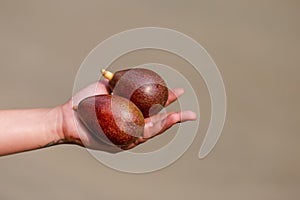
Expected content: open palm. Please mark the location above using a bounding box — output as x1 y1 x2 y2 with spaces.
61 79 196 153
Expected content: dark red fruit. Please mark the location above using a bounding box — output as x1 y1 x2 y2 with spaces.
102 68 168 118
77 94 144 147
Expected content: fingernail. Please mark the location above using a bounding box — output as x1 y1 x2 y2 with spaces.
182 110 197 120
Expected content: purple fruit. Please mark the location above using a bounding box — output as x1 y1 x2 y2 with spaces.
102 68 168 118
77 94 144 147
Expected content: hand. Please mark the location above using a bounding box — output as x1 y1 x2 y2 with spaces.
61 79 197 153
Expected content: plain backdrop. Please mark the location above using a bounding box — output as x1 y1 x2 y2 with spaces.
0 0 299 200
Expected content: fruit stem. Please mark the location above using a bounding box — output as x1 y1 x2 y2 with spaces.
72 106 78 111
101 69 114 80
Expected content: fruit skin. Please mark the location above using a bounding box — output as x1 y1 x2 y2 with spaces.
77 94 144 147
108 68 168 118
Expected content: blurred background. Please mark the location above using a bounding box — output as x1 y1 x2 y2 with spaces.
0 0 299 199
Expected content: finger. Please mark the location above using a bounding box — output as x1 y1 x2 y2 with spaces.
73 80 111 104
99 78 110 88
120 120 155 150
127 110 197 148
124 120 156 148
166 110 197 124
95 79 111 95
156 110 197 137
145 110 197 139
145 112 168 124
140 120 155 138
72 83 99 105
165 88 185 106
161 111 197 133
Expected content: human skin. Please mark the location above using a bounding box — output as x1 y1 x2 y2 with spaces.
0 79 197 156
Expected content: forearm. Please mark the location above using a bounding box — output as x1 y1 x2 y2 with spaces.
0 107 64 156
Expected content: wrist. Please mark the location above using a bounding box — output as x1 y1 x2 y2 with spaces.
60 101 83 146
44 106 65 144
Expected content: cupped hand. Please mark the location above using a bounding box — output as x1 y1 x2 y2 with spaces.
61 79 197 153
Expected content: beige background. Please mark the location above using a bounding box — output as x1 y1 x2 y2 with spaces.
0 0 299 199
